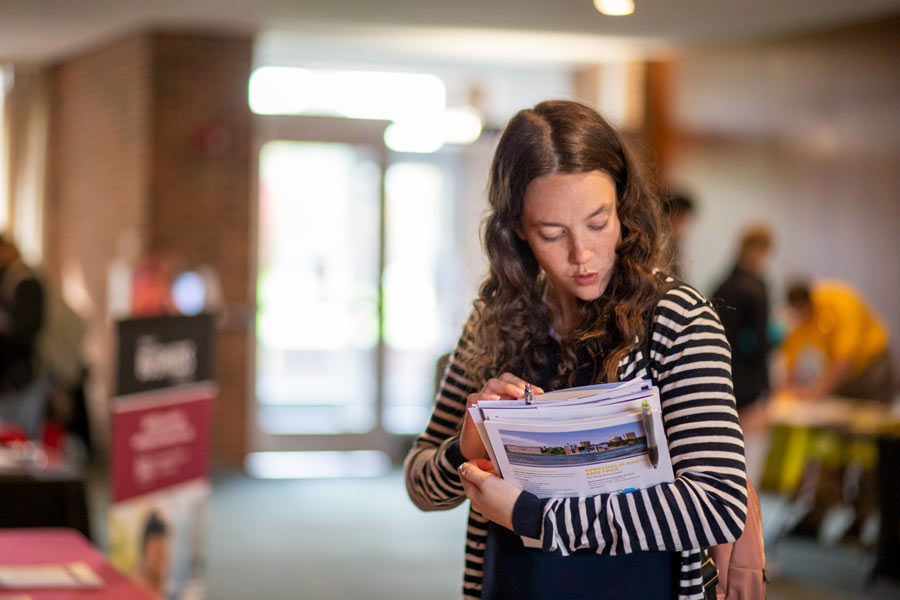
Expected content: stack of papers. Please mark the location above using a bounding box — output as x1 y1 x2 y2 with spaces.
0 561 103 589
469 379 674 498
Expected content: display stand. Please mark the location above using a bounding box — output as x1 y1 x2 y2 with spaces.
108 314 215 599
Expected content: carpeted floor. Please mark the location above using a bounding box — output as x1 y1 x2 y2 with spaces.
205 469 467 599
202 469 900 600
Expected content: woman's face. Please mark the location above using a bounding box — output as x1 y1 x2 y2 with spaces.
519 170 621 311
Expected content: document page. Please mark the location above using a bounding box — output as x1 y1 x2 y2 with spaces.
475 381 674 498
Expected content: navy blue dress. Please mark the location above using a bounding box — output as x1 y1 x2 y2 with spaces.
482 522 676 600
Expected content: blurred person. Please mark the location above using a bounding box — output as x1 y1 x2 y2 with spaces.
137 510 171 597
0 234 49 439
405 100 746 600
661 189 695 278
779 279 894 402
711 224 774 413
131 253 177 317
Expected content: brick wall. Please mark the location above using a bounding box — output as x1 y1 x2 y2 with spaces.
147 32 254 467
47 30 253 467
48 35 151 307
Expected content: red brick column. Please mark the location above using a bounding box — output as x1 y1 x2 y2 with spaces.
47 30 253 467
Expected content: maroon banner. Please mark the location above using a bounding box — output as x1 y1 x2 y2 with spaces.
111 384 214 503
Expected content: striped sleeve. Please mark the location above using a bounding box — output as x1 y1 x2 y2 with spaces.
404 312 481 512
529 285 748 567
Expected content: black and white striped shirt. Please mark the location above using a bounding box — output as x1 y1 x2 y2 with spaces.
404 283 748 599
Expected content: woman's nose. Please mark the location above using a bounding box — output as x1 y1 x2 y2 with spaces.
569 237 593 264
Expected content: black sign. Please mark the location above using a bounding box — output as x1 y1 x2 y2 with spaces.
115 314 215 396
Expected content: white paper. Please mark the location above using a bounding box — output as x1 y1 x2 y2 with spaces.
533 379 648 403
0 562 103 589
480 391 653 423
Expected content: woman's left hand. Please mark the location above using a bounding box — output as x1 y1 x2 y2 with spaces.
459 458 523 531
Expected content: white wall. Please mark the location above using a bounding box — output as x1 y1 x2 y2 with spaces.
669 20 900 362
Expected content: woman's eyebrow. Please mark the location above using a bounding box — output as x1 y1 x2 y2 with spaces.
584 205 610 221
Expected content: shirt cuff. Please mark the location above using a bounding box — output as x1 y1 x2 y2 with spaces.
444 437 467 470
512 490 544 539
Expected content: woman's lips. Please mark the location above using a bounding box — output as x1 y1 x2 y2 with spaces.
574 272 598 285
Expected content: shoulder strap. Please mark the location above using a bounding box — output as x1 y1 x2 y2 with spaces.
638 275 682 379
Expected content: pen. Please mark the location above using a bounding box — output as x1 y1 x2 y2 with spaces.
642 399 658 468
524 383 534 405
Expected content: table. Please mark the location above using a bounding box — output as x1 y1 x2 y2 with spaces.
759 394 900 584
0 445 91 540
0 528 158 599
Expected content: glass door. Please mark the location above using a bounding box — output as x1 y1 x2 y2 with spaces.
251 116 392 475
257 140 381 434
249 115 474 478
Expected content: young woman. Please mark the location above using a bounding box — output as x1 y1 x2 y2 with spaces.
404 100 747 600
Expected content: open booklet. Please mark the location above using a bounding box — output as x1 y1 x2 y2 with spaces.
468 379 674 498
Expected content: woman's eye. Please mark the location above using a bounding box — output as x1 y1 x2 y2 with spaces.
588 223 608 232
541 232 565 242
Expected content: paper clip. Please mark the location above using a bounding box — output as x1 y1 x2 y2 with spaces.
524 383 534 405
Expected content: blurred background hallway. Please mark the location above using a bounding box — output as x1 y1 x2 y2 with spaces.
2 1 900 598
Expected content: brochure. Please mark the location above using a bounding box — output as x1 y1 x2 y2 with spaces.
469 380 674 498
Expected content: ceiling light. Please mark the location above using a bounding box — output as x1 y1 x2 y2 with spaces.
443 106 483 145
594 0 635 17
248 66 446 122
383 120 444 154
249 66 483 153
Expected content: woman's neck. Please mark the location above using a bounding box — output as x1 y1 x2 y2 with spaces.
545 282 580 336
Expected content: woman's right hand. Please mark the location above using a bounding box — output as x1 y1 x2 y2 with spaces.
459 373 543 461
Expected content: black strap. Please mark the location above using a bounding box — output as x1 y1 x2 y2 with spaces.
700 548 720 599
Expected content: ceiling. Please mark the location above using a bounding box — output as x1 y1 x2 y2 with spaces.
3 0 900 66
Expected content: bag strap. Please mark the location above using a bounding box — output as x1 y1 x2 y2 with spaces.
700 548 720 600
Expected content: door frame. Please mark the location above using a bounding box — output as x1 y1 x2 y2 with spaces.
250 115 395 456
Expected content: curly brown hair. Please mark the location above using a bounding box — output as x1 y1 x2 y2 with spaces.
469 100 667 388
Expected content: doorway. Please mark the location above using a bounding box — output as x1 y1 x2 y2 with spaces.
250 115 466 476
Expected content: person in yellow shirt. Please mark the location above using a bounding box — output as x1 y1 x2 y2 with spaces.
780 280 895 401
